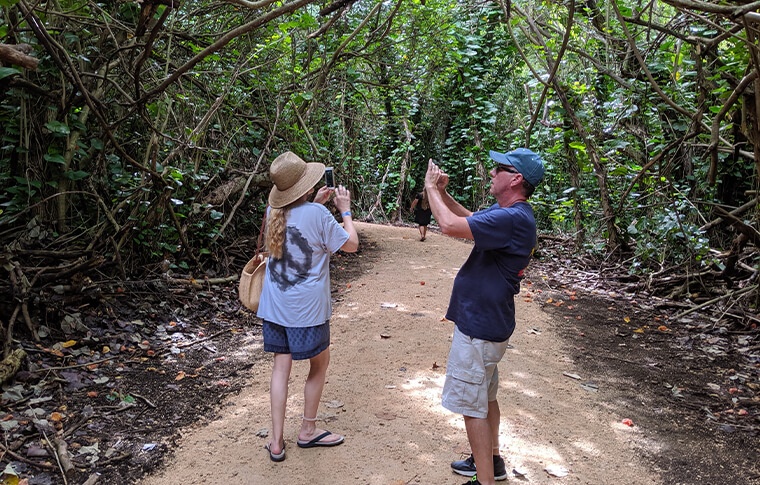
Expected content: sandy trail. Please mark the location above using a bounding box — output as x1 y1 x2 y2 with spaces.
142 222 659 485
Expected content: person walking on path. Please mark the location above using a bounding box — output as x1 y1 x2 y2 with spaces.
256 151 359 463
424 148 545 485
409 188 433 241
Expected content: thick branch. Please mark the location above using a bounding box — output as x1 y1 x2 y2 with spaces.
141 0 318 103
526 0 575 141
707 71 759 184
700 196 760 231
662 0 760 17
0 43 38 70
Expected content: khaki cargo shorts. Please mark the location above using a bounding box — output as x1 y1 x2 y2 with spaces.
441 326 510 418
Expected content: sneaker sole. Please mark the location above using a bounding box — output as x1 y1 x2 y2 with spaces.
452 469 508 480
451 469 477 477
451 457 508 481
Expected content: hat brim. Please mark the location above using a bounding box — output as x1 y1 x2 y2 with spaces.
268 162 325 208
489 149 543 186
489 150 511 166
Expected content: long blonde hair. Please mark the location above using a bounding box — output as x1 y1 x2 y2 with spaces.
265 206 288 260
265 192 310 259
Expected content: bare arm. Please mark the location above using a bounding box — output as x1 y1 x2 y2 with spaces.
332 185 359 252
439 190 472 217
425 159 474 240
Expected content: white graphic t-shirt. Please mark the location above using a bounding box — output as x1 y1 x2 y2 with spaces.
256 202 349 327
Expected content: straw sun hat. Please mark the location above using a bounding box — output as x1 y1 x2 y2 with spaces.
268 151 325 209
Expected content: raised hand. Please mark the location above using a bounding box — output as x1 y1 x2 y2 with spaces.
425 158 448 191
313 185 334 205
333 185 351 214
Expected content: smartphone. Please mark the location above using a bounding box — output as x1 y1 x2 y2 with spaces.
324 167 334 187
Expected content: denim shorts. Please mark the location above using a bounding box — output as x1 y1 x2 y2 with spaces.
262 320 330 360
441 326 510 418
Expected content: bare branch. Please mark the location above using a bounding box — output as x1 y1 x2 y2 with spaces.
141 0 318 103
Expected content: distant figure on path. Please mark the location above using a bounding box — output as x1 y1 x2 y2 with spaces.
257 151 359 462
424 149 545 485
410 188 432 241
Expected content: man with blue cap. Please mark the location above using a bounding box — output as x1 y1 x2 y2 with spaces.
424 148 545 485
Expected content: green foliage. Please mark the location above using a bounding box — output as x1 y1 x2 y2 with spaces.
626 191 712 272
0 67 20 79
0 0 756 278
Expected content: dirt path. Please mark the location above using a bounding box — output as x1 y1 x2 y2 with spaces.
141 222 660 485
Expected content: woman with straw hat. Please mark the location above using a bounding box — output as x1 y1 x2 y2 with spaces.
257 151 358 462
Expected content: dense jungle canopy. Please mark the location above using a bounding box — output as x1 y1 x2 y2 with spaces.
0 0 759 359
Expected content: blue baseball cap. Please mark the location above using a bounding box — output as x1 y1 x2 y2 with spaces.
489 148 545 187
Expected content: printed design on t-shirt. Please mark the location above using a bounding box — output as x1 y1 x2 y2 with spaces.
269 226 313 291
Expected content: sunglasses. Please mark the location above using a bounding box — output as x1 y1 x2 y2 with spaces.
496 165 519 174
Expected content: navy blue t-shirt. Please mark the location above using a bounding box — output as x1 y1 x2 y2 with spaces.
445 202 537 342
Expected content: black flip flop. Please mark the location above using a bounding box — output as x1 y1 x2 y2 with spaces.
297 430 345 448
264 442 286 462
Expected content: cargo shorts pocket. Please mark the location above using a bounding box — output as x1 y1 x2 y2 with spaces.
451 368 485 385
444 367 485 412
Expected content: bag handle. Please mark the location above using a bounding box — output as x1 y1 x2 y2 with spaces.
256 208 268 255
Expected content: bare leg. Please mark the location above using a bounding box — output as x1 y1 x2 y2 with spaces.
269 352 293 454
418 225 425 240
488 400 501 456
464 415 495 485
298 348 343 444
421 225 427 240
